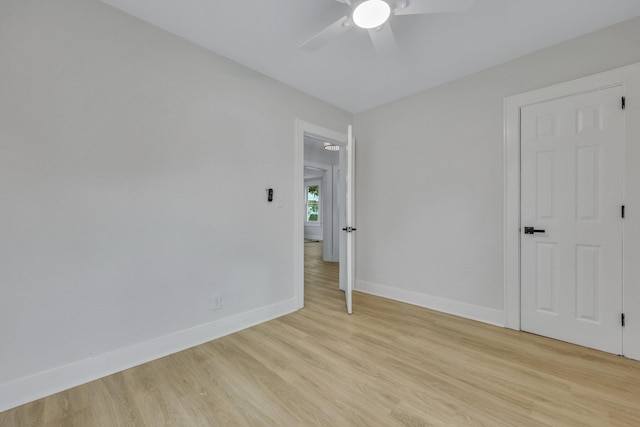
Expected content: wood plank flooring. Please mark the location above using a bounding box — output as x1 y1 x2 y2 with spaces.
2 241 639 426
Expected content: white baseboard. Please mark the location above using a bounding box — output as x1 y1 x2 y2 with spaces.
0 298 298 413
356 280 505 327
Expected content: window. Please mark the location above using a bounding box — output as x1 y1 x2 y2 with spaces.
305 183 321 224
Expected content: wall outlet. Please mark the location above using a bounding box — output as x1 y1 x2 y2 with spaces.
212 293 222 310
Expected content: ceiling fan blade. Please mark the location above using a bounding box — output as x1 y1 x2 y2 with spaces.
394 0 475 15
300 16 354 52
368 22 398 56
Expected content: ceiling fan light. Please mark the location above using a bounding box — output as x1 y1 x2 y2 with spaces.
353 0 391 29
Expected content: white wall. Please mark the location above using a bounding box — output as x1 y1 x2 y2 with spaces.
353 17 640 325
0 0 351 410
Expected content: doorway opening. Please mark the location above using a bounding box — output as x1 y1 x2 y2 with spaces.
304 136 340 261
294 120 347 311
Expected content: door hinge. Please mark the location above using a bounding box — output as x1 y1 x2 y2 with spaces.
622 313 625 327
622 97 626 110
622 205 625 218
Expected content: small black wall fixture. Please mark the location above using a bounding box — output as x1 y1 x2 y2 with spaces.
266 188 273 202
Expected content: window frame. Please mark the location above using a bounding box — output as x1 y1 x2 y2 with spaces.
304 180 322 226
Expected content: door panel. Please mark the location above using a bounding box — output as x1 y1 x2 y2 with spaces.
575 244 599 321
521 86 623 354
535 151 555 220
534 242 556 314
339 148 346 291
339 125 355 314
576 146 600 221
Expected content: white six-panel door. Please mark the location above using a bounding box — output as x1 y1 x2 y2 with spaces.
520 86 624 354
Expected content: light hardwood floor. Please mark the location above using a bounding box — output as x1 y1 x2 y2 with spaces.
2 241 640 426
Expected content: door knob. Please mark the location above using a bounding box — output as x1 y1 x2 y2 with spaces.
524 226 545 235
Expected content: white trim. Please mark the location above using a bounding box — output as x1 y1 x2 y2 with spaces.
0 298 298 413
294 120 347 310
503 62 640 331
304 160 333 171
356 280 504 327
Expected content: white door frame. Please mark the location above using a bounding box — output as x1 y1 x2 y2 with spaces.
503 62 639 331
294 119 347 309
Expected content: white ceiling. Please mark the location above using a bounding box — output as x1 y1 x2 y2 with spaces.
100 0 640 113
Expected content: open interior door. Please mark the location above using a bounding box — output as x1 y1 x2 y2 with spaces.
339 125 355 314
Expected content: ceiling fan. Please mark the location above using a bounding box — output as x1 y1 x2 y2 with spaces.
300 0 475 54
